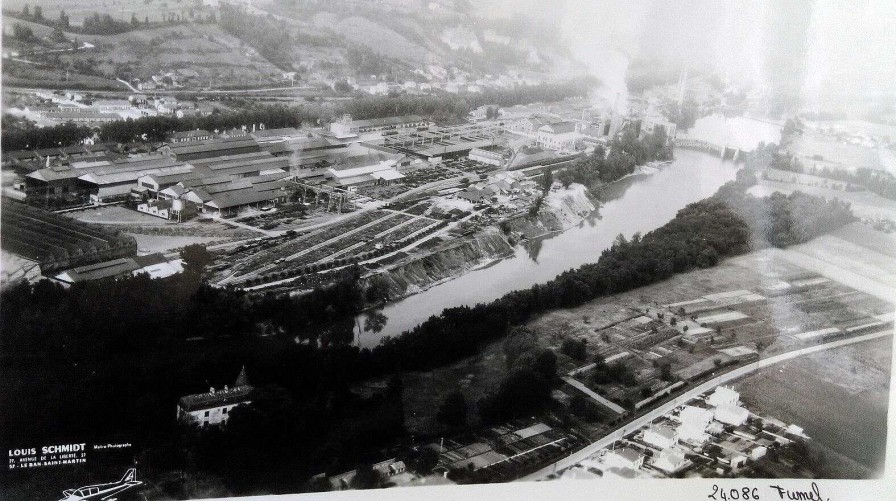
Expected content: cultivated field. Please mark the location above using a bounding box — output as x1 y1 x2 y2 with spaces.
735 336 891 478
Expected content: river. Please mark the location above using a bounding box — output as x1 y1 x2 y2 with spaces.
356 149 740 347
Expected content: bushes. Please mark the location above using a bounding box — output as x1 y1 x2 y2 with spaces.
560 338 588 361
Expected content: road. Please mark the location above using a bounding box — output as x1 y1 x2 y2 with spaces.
517 328 893 481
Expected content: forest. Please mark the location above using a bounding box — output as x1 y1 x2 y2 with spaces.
0 168 856 493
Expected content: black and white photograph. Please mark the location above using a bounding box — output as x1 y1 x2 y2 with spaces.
1 1 894 500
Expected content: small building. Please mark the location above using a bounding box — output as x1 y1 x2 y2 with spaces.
714 404 750 426
643 424 678 450
468 148 504 167
137 199 173 219
651 447 688 474
327 458 407 490
55 258 141 284
707 386 741 408
177 367 253 428
603 448 643 470
677 406 714 444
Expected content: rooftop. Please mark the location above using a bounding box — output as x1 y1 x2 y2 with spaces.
178 385 253 412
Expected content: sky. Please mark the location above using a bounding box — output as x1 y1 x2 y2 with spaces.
475 0 896 115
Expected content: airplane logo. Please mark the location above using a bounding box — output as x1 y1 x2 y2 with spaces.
58 468 143 501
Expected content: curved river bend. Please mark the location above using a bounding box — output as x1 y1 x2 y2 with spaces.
356 149 740 347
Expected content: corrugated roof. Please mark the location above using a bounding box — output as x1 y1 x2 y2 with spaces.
205 188 282 209
348 115 425 129
169 138 260 155
178 385 253 412
56 258 140 283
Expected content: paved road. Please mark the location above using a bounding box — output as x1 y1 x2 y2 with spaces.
517 329 893 481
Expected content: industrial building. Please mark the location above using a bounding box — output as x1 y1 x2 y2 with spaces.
329 114 430 138
166 136 261 162
324 153 406 190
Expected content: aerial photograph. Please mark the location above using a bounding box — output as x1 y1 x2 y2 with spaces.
0 1 894 500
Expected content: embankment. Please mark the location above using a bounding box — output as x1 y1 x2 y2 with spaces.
369 229 514 299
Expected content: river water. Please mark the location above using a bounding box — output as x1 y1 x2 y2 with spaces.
356 149 740 347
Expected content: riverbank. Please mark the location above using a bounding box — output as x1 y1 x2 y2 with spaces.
363 183 598 304
356 150 740 345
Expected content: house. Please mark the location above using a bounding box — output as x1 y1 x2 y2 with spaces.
137 199 173 219
537 121 582 152
327 459 408 490
643 424 678 450
676 405 714 444
603 448 644 470
707 386 740 408
651 447 688 474
470 105 498 121
177 367 253 428
714 404 749 426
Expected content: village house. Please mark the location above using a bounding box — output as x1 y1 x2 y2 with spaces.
177 367 253 428
643 424 678 450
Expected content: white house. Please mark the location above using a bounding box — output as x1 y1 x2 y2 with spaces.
707 386 740 408
651 447 688 474
643 424 678 450
603 448 643 470
676 406 714 444
714 404 750 426
177 367 252 428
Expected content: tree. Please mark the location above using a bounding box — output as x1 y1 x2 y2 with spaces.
560 338 588 361
437 391 467 428
22 4 30 17
181 244 213 276
502 326 537 369
350 463 383 489
60 10 70 28
541 168 554 193
33 5 43 20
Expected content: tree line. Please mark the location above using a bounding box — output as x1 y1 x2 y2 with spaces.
557 126 673 190
2 79 592 150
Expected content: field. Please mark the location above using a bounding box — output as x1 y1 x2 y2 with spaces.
399 221 895 447
734 336 891 478
748 181 896 221
2 13 283 88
